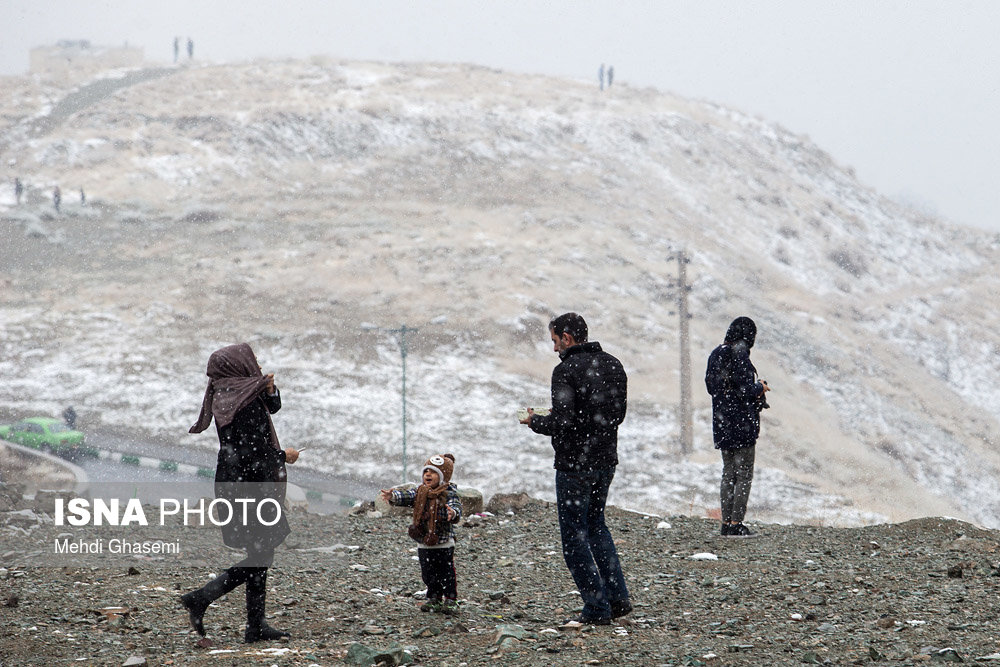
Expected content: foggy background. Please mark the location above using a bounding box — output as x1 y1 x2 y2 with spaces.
3 0 999 233
4 1 1000 529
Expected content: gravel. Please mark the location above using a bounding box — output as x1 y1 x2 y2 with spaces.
3 495 1000 666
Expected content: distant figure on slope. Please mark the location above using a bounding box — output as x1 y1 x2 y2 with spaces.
79 187 85 205
187 37 194 60
63 406 77 429
705 316 770 537
598 63 605 91
181 343 301 643
53 186 61 212
607 65 614 88
14 177 23 205
173 37 179 63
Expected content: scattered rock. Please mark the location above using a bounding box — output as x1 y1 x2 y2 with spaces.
485 492 540 515
1 496 997 664
33 489 74 514
348 500 376 516
494 624 528 643
95 607 130 621
934 648 964 662
374 486 415 516
345 641 412 666
456 487 484 515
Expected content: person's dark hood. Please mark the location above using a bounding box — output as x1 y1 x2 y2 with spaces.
724 317 757 348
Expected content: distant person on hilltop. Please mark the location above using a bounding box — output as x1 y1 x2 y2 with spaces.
53 186 61 212
598 63 605 91
79 187 85 205
14 177 23 205
187 37 194 60
607 65 614 88
705 316 770 538
173 37 179 63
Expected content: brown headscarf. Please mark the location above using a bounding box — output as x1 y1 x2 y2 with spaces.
189 343 280 450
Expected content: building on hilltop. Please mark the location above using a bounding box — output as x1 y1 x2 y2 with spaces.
29 40 143 81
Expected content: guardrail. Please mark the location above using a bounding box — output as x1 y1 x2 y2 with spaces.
0 439 90 495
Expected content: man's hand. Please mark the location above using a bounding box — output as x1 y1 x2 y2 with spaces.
518 407 535 425
379 489 392 503
284 447 299 464
761 381 771 394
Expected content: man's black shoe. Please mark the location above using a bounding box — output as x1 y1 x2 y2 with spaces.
610 600 633 619
720 523 733 536
563 614 611 626
730 522 756 537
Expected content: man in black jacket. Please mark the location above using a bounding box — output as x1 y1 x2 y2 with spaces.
520 312 631 624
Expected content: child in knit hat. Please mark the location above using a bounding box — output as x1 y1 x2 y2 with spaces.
380 453 463 613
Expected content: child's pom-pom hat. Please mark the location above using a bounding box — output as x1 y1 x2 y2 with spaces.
422 453 455 485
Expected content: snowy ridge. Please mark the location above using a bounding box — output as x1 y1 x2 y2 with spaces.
1 59 999 527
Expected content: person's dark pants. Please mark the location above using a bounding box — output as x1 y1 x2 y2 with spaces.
720 445 756 523
418 547 457 600
555 467 629 620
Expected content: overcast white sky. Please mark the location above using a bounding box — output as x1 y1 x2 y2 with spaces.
4 1 998 232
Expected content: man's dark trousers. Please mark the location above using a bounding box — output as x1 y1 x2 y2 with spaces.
556 467 629 620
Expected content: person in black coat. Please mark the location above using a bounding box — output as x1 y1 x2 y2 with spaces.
181 343 300 642
705 317 770 537
520 312 631 624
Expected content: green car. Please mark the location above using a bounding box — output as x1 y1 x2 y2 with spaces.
0 417 92 459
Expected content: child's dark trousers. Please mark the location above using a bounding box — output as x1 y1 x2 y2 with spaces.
418 547 457 600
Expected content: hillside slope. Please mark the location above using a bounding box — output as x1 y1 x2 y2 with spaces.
2 59 999 526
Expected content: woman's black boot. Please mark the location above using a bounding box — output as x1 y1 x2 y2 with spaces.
244 569 290 643
180 569 242 636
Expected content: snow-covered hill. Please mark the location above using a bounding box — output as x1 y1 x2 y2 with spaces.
2 59 999 527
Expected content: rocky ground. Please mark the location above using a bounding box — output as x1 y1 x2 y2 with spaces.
3 491 1000 666
0 446 76 495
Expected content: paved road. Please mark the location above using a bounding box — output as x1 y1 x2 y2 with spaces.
26 427 379 515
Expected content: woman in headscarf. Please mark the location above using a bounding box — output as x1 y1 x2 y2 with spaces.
180 343 300 642
705 317 770 537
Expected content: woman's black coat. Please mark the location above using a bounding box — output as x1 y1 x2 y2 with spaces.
705 341 764 450
214 391 290 551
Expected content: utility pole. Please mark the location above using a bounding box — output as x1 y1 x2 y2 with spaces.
674 251 694 456
387 324 418 483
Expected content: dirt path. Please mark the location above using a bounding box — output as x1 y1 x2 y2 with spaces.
29 67 177 136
